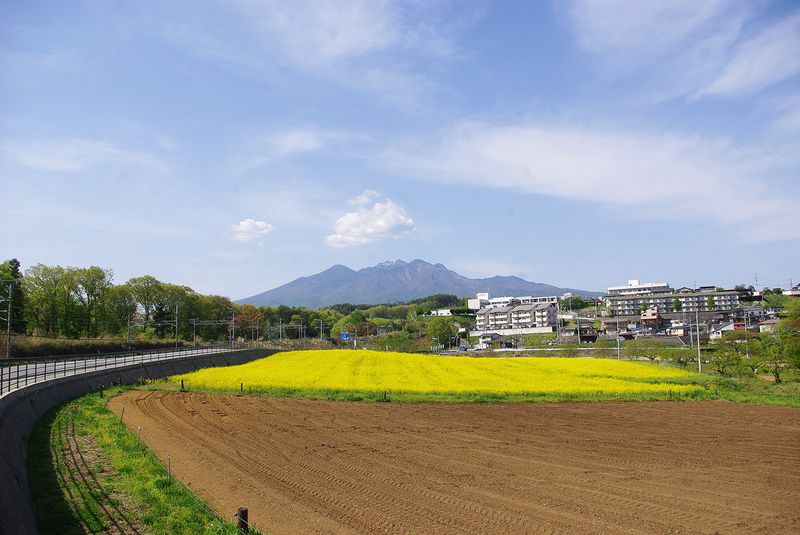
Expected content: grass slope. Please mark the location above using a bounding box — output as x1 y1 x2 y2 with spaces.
28 388 258 534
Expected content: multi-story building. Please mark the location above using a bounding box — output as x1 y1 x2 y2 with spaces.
509 303 557 328
784 285 800 297
607 280 671 297
475 305 514 331
468 292 558 311
605 280 740 316
468 292 490 310
475 303 557 330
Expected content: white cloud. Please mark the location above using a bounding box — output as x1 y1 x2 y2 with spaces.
771 96 800 133
149 0 463 106
347 189 381 206
702 13 800 97
268 128 329 156
241 0 398 67
231 218 274 242
567 0 737 69
0 49 83 86
233 126 357 175
385 121 800 241
326 197 415 247
567 1 800 101
0 138 164 172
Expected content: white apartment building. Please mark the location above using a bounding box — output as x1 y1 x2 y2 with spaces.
475 305 515 330
467 292 490 310
475 303 557 330
605 282 740 316
784 285 800 297
607 279 671 297
468 292 558 311
509 303 557 328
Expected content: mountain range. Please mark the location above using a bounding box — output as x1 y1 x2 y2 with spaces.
236 259 600 308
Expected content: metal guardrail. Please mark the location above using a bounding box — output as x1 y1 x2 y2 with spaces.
0 344 240 397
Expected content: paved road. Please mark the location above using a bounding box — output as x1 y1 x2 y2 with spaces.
0 346 235 398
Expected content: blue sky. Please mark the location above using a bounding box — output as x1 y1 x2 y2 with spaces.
1 0 799 298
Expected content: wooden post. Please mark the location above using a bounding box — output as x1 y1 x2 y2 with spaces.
236 507 248 534
120 406 125 422
181 379 185 391
240 382 243 394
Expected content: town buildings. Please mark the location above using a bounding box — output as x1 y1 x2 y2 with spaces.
467 293 559 337
474 302 557 331
604 280 740 315
784 284 800 297
468 292 558 311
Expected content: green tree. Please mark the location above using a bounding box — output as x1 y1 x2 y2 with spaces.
710 331 752 375
426 317 455 347
622 338 664 362
100 284 137 335
235 304 262 339
753 334 783 383
24 264 82 337
127 275 164 324
1 259 26 333
777 299 800 371
672 297 682 312
666 347 694 368
73 266 113 336
705 296 716 310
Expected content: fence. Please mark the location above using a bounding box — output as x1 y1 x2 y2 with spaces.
0 343 242 397
0 347 277 534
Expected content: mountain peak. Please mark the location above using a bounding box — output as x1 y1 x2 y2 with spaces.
236 261 600 307
376 259 407 268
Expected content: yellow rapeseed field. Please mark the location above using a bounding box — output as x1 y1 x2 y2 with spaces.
172 350 702 397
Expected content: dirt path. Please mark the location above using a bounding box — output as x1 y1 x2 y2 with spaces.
109 392 800 534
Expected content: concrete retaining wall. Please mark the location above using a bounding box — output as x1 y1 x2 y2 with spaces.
0 348 279 535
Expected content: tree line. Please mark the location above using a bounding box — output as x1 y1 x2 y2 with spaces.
1 259 236 342
1 259 471 346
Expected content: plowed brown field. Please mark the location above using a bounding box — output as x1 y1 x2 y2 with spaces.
109 392 800 534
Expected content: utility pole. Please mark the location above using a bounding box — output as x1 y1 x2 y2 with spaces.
695 310 702 373
279 318 283 340
5 284 11 359
229 310 235 346
556 301 561 342
192 319 197 347
320 319 323 340
126 315 131 351
174 303 179 349
744 313 751 358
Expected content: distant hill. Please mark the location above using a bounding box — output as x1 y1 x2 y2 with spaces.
236 259 600 308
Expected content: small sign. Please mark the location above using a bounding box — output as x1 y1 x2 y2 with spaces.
340 332 350 341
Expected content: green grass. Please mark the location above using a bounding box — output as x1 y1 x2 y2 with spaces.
702 374 800 407
28 387 261 534
150 379 713 403
157 374 800 407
